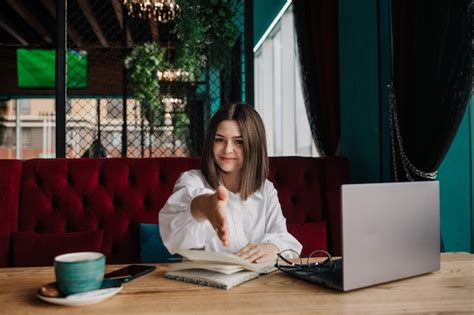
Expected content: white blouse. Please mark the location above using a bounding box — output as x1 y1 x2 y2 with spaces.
159 170 302 255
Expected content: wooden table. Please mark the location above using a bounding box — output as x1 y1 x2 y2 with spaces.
0 253 472 314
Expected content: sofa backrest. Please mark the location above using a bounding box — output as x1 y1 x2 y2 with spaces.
16 158 201 264
269 156 349 256
0 160 22 267
2 156 349 266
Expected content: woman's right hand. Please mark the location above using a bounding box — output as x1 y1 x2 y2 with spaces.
191 186 230 246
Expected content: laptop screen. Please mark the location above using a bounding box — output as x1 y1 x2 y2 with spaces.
341 181 440 291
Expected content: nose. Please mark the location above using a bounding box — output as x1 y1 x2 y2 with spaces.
224 141 234 154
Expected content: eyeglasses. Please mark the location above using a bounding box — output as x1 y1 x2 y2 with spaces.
275 249 334 274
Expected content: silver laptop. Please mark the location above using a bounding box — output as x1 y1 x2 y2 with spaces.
298 181 440 291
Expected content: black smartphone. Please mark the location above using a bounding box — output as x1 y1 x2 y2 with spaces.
104 265 156 283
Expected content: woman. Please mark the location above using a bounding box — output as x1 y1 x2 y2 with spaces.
159 103 301 263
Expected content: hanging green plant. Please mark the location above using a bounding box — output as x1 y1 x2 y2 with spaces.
173 0 241 74
173 111 190 137
125 1 241 104
124 0 241 150
124 42 169 127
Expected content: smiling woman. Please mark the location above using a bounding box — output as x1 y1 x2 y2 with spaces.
158 103 302 263
201 104 269 200
212 120 244 192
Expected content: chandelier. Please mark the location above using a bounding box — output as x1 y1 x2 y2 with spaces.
157 69 191 82
123 0 180 23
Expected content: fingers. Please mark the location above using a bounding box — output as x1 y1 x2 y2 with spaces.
235 243 279 263
216 185 229 202
210 208 230 247
214 188 229 246
214 215 229 246
235 243 261 262
217 226 230 247
235 243 254 257
245 252 263 263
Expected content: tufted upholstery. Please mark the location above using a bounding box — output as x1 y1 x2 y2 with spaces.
0 156 349 267
17 158 201 265
0 160 22 266
269 156 349 256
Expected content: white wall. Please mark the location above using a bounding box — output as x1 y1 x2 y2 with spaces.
254 4 317 157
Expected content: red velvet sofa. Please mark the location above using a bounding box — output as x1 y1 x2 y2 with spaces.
0 156 349 267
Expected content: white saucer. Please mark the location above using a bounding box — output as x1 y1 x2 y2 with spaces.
37 286 122 306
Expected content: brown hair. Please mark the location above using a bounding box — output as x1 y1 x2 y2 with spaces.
201 103 269 200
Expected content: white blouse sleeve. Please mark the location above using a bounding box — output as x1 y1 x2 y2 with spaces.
158 170 216 253
260 181 303 255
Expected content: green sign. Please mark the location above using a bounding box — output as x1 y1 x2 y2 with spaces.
17 48 88 88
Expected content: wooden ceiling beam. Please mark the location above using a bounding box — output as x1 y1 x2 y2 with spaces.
149 19 159 43
39 0 83 48
76 0 109 48
0 12 29 45
111 0 133 47
6 0 52 43
111 0 124 27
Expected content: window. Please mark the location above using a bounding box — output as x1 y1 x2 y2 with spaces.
254 3 317 157
106 99 123 120
19 99 31 115
0 99 56 159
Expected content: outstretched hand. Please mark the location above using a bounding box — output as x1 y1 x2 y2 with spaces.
191 185 230 247
210 186 230 247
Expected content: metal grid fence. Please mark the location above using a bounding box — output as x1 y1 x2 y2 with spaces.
65 0 245 158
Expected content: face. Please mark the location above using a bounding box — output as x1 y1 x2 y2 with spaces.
213 120 244 175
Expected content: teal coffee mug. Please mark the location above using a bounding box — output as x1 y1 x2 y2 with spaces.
54 252 105 296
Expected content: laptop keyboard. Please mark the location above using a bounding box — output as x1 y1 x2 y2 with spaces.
281 258 343 288
310 265 342 283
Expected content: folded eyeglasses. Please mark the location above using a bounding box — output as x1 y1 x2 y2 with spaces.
275 249 335 273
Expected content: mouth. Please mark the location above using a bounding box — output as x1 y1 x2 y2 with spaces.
219 157 237 163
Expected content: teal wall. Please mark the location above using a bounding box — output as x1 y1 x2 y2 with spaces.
438 99 472 252
339 0 472 252
253 0 287 46
339 0 391 183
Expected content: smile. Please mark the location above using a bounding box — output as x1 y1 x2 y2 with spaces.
220 157 236 162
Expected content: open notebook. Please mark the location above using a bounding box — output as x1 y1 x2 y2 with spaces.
165 249 276 289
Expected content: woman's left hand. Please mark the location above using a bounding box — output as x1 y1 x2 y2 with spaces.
235 243 280 263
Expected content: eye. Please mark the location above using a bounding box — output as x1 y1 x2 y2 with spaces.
214 138 224 143
234 139 243 145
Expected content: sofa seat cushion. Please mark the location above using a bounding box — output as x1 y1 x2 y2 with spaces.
287 221 327 257
140 223 177 263
11 230 103 267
